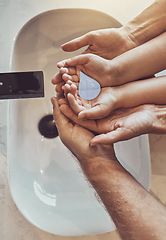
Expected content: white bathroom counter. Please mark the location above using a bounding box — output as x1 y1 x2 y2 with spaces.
1 0 166 239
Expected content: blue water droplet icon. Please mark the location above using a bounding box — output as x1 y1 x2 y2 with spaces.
79 71 101 100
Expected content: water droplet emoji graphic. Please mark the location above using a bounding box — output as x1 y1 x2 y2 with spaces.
79 71 101 100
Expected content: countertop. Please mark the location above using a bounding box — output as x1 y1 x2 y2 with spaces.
0 0 166 239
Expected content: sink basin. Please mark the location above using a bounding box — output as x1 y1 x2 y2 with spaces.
8 9 151 236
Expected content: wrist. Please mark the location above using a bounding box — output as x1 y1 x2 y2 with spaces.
120 25 140 47
108 59 123 86
107 57 130 87
111 85 126 109
83 153 125 184
78 144 122 176
152 105 166 134
123 1 166 46
123 20 162 46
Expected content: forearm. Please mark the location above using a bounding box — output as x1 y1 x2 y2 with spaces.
110 32 166 86
116 76 166 108
122 0 166 46
84 155 166 240
52 96 166 239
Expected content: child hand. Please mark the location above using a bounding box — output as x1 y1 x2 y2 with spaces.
59 100 158 145
54 53 118 89
62 81 119 119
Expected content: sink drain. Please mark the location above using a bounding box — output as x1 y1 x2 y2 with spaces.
38 114 58 138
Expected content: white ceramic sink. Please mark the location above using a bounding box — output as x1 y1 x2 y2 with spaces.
8 9 151 236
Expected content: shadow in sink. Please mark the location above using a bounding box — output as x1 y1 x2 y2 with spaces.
8 9 151 236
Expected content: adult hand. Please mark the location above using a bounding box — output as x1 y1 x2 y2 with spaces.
61 28 137 60
51 97 117 166
52 27 137 93
60 85 119 120
52 53 117 91
59 101 166 145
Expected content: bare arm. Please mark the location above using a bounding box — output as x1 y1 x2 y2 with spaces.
123 0 166 46
62 0 166 60
59 100 166 145
53 0 166 92
52 97 166 240
56 31 166 89
88 158 166 240
58 75 166 120
111 31 166 86
116 75 166 108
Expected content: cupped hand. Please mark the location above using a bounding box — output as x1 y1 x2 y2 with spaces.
61 28 137 60
59 101 160 145
52 27 137 93
51 97 117 165
54 53 116 88
90 104 158 146
60 84 119 120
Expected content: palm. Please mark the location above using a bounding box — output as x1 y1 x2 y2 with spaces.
91 105 156 145
59 103 155 144
65 87 117 119
76 54 111 87
52 97 115 162
62 28 137 60
60 54 112 88
84 29 127 59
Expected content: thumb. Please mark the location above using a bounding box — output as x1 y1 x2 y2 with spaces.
51 97 69 133
61 34 90 52
78 105 107 120
90 128 133 146
57 54 91 69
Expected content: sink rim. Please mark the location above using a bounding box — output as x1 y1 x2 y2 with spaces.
8 8 151 236
9 8 121 71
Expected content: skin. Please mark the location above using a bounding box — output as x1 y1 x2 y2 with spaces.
62 0 166 58
50 3 166 237
123 0 166 46
53 31 166 90
61 28 137 60
52 97 166 240
52 0 166 91
52 54 114 93
58 98 166 145
59 75 166 121
50 2 166 238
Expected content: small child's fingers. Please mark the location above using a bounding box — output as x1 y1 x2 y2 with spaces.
55 81 65 93
60 67 76 75
52 72 63 85
63 83 71 91
58 98 68 106
78 105 106 120
68 83 80 103
70 83 77 96
62 73 79 83
57 58 71 68
67 93 84 115
66 80 73 86
63 82 77 91
62 83 72 97
66 80 79 90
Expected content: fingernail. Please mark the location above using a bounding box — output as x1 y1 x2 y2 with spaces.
57 62 64 68
90 142 95 147
78 114 85 119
